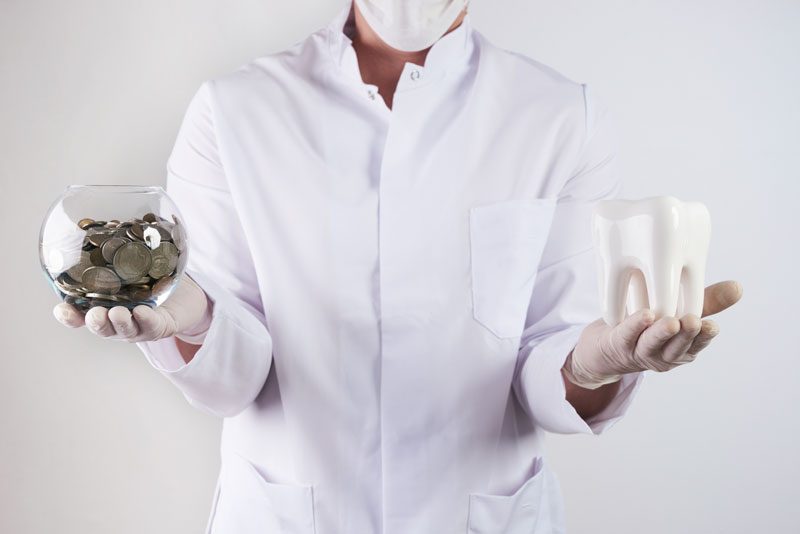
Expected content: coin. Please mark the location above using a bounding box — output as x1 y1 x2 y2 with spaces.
89 247 106 266
171 216 186 251
127 223 144 241
55 272 83 291
85 226 112 245
101 237 128 263
66 250 92 281
113 241 152 281
82 266 122 294
54 212 186 309
148 242 179 278
61 287 87 299
155 225 172 241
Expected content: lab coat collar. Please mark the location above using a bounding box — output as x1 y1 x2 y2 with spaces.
325 1 474 87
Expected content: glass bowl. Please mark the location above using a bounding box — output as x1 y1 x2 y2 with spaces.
39 185 189 312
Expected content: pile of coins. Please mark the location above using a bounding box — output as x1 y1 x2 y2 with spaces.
52 212 187 311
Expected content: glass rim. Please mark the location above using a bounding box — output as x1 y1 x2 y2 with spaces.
66 184 165 192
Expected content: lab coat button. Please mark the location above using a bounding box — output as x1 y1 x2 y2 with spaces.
410 69 421 81
367 89 376 100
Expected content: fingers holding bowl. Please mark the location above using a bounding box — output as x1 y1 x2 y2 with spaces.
108 306 140 340
53 302 86 328
84 306 117 338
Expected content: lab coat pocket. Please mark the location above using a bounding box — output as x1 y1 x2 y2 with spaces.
467 456 559 534
469 198 557 339
209 452 316 534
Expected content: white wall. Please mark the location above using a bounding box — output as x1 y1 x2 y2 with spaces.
2 1 798 532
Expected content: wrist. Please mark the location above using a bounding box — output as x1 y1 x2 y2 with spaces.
174 294 213 344
563 348 622 390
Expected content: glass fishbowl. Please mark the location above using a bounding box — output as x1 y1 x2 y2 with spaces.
39 185 189 312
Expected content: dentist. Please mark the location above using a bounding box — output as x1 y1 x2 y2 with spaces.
53 0 742 532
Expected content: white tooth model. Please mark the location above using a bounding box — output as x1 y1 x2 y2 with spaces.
592 196 711 327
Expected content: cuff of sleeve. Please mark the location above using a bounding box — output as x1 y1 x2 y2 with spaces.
135 267 268 377
516 325 645 435
134 268 273 417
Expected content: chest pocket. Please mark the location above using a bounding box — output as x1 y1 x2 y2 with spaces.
469 198 557 340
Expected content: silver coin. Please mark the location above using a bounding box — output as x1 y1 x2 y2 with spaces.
66 250 92 281
171 216 186 251
88 230 113 248
113 242 152 281
155 225 172 241
148 242 179 278
101 237 128 264
82 266 122 294
61 288 87 298
55 273 83 291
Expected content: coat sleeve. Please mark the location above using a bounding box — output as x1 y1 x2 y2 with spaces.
135 81 273 418
511 84 645 436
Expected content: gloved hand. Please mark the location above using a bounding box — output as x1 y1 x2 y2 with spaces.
564 280 743 389
52 273 213 344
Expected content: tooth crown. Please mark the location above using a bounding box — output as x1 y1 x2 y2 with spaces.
592 195 711 326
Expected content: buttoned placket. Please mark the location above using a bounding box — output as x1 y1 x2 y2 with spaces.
323 6 475 532
327 3 471 110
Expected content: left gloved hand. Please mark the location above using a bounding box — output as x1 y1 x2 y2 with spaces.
564 280 743 389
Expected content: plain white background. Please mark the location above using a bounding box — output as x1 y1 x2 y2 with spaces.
2 0 798 532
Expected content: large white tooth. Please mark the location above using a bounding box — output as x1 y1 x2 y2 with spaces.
591 196 711 326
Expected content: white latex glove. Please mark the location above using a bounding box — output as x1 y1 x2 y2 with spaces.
52 273 212 343
564 280 743 389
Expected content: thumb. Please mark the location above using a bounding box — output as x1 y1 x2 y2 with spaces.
132 305 177 341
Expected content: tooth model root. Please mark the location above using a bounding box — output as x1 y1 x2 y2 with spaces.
592 196 711 327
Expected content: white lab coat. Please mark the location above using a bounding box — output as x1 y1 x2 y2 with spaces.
136 3 645 533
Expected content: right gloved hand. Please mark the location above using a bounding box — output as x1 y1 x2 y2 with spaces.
52 273 212 343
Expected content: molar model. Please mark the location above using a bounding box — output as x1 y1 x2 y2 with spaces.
592 196 711 327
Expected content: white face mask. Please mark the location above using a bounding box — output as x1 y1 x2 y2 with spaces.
353 0 469 52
